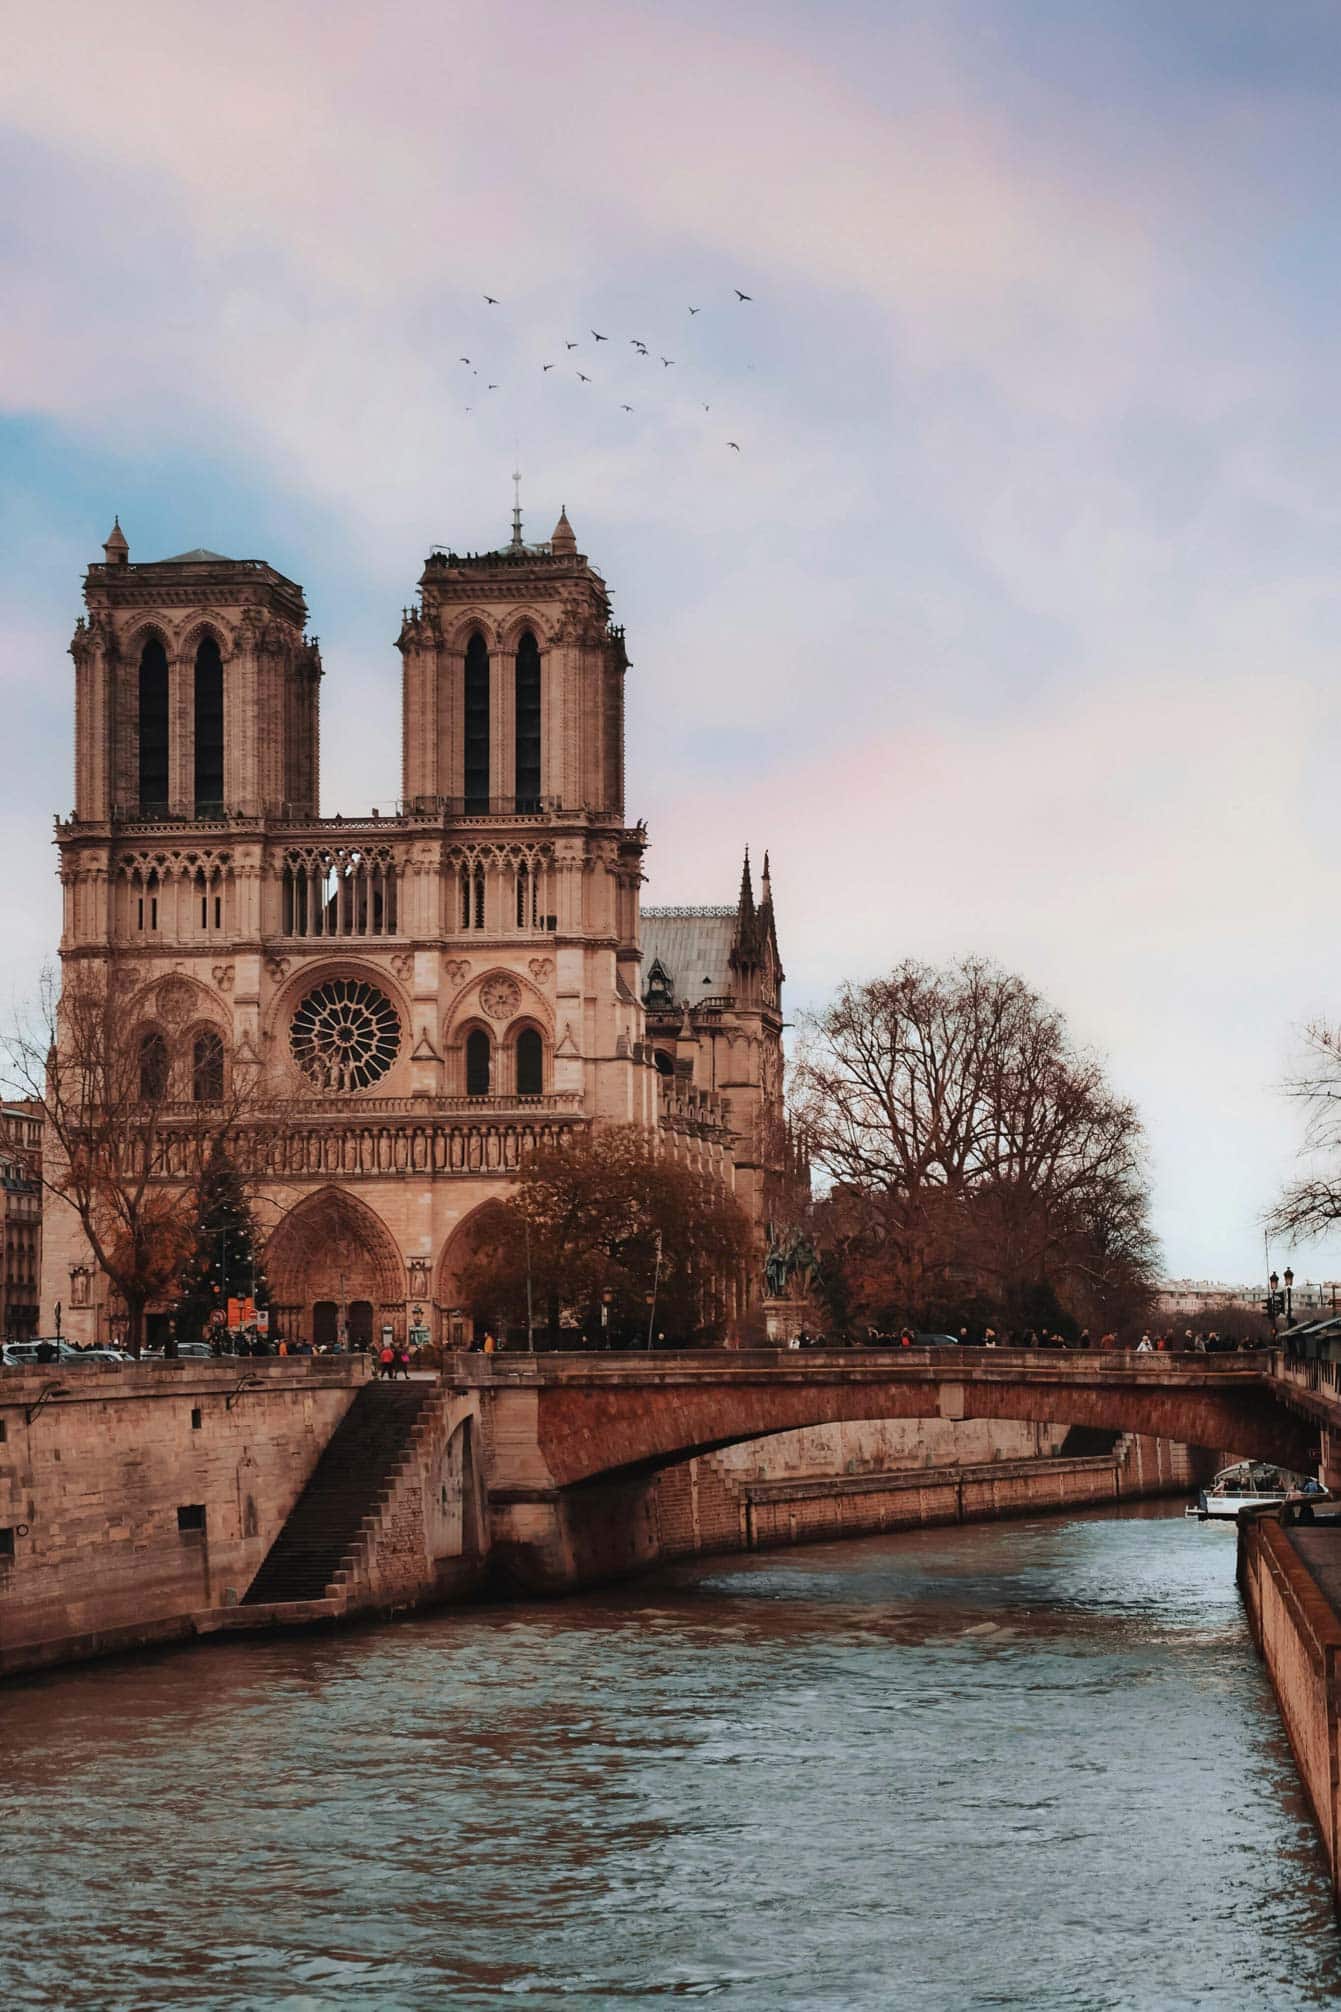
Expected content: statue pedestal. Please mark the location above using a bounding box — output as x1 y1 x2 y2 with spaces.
763 1298 808 1343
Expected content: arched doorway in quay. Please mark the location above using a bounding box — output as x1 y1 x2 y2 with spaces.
265 1187 404 1350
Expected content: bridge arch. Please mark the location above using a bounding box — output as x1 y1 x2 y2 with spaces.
483 1356 1320 1494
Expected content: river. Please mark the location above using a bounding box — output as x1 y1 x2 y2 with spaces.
3 1503 1339 2010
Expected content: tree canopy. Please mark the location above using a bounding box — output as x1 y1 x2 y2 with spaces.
455 1125 752 1343
792 958 1158 1335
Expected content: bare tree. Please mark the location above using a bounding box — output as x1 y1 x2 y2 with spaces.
792 959 1158 1333
4 965 286 1354
1269 1021 1341 1244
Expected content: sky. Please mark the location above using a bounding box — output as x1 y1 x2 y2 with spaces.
4 0 1341 1285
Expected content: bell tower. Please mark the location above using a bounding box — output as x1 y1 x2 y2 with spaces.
70 526 322 825
398 504 626 815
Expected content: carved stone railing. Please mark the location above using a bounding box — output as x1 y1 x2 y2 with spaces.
150 1110 588 1181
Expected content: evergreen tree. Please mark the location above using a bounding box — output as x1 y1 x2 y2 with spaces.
172 1148 269 1347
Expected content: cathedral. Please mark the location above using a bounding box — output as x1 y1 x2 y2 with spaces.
45 506 791 1348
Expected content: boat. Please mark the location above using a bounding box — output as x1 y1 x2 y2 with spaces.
1187 1460 1328 1521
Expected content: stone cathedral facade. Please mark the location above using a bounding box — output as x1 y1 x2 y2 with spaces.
45 510 791 1348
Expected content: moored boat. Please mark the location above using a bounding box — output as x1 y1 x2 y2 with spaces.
1187 1460 1328 1521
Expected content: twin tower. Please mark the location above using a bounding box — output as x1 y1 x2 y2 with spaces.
50 508 782 1349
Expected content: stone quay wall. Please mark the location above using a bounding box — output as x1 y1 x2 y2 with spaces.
1238 1512 1341 1889
0 1359 366 1677
652 1426 1200 1562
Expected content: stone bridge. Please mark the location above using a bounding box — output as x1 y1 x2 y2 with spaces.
448 1347 1329 1591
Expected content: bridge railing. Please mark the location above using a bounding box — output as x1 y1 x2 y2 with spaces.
1270 1348 1341 1405
440 1345 1270 1384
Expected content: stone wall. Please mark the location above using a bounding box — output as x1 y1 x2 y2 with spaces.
0 1359 365 1677
652 1428 1199 1562
1239 1513 1341 1886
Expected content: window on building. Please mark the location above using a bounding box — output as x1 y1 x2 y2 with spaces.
139 1029 169 1102
194 636 224 813
176 1504 206 1534
464 633 490 813
138 637 170 812
459 864 471 931
192 1029 224 1104
515 630 541 810
0 1527 14 1560
516 1027 543 1098
473 863 485 930
466 1028 491 1097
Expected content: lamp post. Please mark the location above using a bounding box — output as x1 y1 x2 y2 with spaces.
646 1230 663 1350
1284 1266 1294 1326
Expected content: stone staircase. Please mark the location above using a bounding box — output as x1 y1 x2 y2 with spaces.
242 1380 440 1607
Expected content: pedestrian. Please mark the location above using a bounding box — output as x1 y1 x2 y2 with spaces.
378 1341 395 1380
1136 1333 1153 1354
397 1344 411 1379
483 1330 496 1355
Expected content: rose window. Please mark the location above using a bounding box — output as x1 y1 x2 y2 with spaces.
290 978 401 1092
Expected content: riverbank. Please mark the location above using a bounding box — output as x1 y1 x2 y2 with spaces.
652 1430 1199 1561
1239 1510 1341 1897
1 1351 1205 1677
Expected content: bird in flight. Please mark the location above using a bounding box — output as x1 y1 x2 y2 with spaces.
484 294 499 305
565 340 579 349
542 362 554 371
577 371 591 382
661 356 675 367
702 403 711 412
734 290 752 302
487 383 499 391
727 440 741 451
620 403 634 412
459 356 471 364
591 329 608 341
688 305 701 315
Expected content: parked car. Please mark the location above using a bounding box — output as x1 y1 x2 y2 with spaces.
2 1338 88 1367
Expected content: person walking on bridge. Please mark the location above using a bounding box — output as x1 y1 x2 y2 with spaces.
378 1342 396 1380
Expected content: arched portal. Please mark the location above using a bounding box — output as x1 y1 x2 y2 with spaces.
436 1202 513 1344
264 1186 404 1349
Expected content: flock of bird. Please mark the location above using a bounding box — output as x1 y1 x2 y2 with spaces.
457 289 756 451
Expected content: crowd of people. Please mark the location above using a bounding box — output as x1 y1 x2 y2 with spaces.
783 1325 1274 1353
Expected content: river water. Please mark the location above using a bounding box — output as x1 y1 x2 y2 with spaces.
4 1504 1340 2011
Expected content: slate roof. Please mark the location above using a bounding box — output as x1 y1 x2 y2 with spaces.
641 908 738 1002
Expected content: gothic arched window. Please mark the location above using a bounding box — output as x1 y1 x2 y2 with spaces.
139 1028 169 1102
515 630 541 811
465 1027 491 1098
516 1026 543 1098
138 638 169 812
464 633 490 813
193 636 224 813
192 1029 225 1104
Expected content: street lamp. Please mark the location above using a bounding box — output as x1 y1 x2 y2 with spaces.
1284 1266 1295 1325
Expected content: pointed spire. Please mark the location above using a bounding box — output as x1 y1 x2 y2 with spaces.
731 846 761 967
551 505 577 556
103 516 128 565
760 849 772 909
736 845 756 923
511 467 524 550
